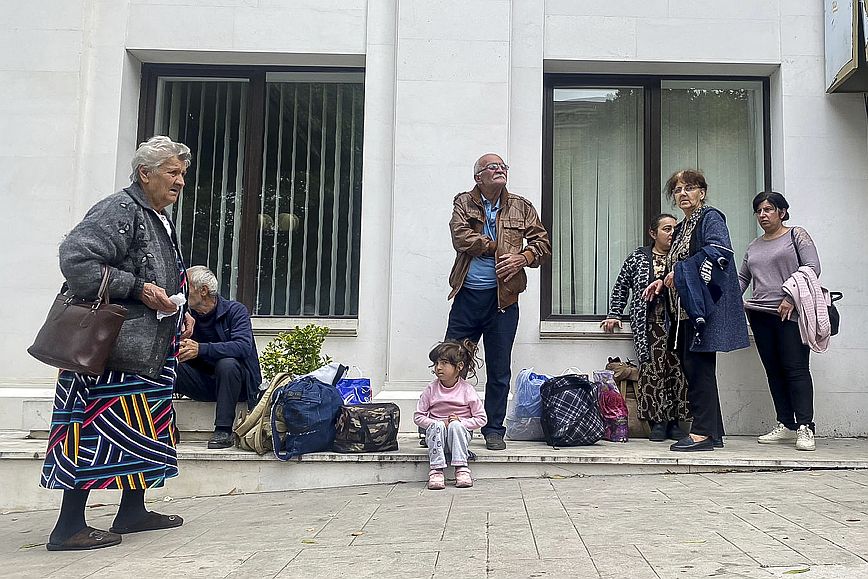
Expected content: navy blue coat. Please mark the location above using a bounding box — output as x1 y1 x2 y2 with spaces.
193 296 263 409
672 206 750 354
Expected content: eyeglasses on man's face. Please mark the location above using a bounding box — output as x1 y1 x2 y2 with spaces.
477 162 509 175
673 184 702 195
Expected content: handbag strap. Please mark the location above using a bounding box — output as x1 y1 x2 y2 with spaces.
790 228 802 266
95 266 113 306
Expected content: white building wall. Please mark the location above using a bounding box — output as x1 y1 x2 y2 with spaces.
1 0 866 435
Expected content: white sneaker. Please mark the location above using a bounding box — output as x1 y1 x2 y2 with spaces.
796 425 816 451
757 423 797 444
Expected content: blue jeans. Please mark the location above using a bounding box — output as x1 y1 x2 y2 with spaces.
445 287 519 437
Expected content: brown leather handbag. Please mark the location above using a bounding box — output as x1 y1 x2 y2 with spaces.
28 267 128 376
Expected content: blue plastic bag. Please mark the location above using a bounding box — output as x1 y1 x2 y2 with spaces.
513 368 550 418
335 378 372 405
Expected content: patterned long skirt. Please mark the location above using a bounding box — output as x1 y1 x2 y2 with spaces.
40 352 179 491
636 305 689 424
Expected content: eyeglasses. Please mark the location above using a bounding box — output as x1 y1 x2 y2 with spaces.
754 207 779 215
476 162 509 174
673 184 702 195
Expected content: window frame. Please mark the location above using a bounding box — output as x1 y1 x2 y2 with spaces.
137 63 365 317
541 73 771 322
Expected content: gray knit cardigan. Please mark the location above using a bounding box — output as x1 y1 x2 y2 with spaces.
59 182 185 378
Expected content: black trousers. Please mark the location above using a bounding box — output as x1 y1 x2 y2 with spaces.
747 310 814 429
175 358 245 430
676 320 725 439
445 287 519 437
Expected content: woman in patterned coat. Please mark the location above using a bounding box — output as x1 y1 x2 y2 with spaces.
41 136 194 551
601 214 689 441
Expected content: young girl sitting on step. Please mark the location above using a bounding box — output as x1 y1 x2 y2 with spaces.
414 339 487 490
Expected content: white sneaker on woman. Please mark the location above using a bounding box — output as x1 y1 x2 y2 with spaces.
796 425 816 451
757 423 797 444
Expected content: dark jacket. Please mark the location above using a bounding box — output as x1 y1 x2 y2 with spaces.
607 246 656 363
448 186 551 309
59 182 185 378
672 206 749 353
191 295 263 409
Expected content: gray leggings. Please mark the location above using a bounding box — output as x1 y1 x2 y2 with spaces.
426 421 471 469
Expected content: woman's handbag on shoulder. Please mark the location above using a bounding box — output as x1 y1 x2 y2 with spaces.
27 267 127 376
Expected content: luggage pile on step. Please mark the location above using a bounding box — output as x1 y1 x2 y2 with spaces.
506 366 630 447
233 363 400 461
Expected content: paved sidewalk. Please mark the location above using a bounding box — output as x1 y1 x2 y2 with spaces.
2 470 867 578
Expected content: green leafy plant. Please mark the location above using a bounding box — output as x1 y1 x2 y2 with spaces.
259 324 331 382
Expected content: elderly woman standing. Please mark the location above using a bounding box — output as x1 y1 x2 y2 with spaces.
41 136 194 551
601 213 689 442
644 170 749 452
739 192 820 451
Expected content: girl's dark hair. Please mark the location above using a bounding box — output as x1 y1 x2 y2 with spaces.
649 213 677 232
663 169 708 200
428 339 481 380
752 191 790 221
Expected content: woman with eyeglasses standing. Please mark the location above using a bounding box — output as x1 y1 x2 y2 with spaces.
643 170 749 452
738 192 819 451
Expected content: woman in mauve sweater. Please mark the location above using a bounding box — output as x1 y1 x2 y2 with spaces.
739 191 821 451
414 339 487 490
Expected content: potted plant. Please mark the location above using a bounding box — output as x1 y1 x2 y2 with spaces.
259 324 331 382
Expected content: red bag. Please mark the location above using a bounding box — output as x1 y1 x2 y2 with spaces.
594 370 629 443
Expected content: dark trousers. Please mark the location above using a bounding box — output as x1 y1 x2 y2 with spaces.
748 310 814 429
175 358 245 430
676 320 725 439
445 287 519 437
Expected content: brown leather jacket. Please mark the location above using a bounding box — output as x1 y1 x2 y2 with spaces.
448 186 551 309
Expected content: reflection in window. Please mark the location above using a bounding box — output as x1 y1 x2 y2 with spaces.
257 79 364 316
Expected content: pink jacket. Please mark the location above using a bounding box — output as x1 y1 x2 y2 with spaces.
782 266 831 353
413 378 487 431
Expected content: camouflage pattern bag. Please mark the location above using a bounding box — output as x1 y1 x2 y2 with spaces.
333 403 400 453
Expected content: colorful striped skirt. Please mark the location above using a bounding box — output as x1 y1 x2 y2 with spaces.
40 353 179 491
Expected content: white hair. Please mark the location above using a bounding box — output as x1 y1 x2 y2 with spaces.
473 153 503 176
130 136 192 183
186 265 219 298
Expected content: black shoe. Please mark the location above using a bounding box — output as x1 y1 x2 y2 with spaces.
207 430 234 449
713 437 724 448
670 435 714 452
649 422 668 442
666 421 687 441
484 433 506 451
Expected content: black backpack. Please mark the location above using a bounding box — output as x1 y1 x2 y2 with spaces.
333 403 400 453
540 374 603 447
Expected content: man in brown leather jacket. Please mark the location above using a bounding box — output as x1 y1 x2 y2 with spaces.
446 153 551 450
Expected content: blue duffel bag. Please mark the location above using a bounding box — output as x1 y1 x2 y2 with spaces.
271 375 344 460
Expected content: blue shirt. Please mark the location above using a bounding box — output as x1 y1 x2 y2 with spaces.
463 196 499 290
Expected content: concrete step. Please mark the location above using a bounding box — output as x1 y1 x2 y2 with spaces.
3 430 867 512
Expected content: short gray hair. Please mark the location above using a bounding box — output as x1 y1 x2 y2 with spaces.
130 136 192 183
473 153 503 176
186 265 219 298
